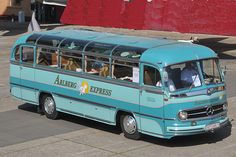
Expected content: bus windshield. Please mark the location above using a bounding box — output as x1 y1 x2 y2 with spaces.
200 58 223 85
164 58 223 92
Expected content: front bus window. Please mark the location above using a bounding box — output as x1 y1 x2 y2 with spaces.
200 59 223 84
164 61 202 92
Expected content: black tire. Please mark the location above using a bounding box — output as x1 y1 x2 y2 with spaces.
41 94 59 120
120 114 140 140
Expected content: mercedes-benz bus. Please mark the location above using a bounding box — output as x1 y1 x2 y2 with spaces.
10 30 229 139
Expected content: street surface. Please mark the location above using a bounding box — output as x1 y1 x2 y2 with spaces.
0 21 236 157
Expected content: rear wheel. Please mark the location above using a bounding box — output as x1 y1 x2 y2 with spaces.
120 114 140 140
42 95 59 120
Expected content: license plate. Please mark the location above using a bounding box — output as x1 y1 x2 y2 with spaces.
205 123 220 131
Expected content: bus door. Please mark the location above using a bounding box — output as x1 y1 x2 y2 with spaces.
139 64 164 135
20 45 37 103
10 46 21 98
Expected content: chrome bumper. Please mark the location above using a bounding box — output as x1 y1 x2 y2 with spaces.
167 117 229 136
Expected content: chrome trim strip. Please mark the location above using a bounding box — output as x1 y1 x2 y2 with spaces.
10 82 38 91
10 60 20 65
134 112 175 121
57 108 84 116
55 93 116 109
57 108 113 124
168 128 203 132
21 63 34 68
188 111 207 116
213 108 223 112
140 130 164 137
85 115 113 124
141 86 163 95
184 111 227 122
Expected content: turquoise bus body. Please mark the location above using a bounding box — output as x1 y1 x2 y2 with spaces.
9 30 228 139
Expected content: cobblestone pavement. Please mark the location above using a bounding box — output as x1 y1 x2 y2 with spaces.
0 21 236 157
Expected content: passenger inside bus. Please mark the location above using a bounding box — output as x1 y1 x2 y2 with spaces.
99 64 109 77
37 48 58 67
181 62 201 87
113 61 133 82
86 57 109 77
143 66 176 91
144 66 161 86
64 58 81 72
37 52 50 65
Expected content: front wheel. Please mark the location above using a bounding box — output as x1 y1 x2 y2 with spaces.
42 95 59 120
120 114 140 140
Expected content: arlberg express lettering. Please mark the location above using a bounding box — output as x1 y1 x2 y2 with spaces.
54 75 112 96
54 75 77 89
90 86 112 96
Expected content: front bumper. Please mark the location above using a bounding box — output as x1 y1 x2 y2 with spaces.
166 117 229 136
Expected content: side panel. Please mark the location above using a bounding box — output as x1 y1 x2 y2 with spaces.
34 68 140 125
21 66 37 103
139 63 165 137
10 64 21 99
139 89 164 137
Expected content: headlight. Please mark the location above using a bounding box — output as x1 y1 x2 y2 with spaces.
178 111 188 120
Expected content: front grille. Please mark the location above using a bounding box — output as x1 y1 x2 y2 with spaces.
186 104 225 120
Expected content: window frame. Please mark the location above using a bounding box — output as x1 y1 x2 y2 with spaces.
21 45 35 64
59 49 83 72
142 64 162 90
15 45 36 66
83 42 115 77
36 45 59 68
13 45 21 62
111 58 139 83
22 36 159 87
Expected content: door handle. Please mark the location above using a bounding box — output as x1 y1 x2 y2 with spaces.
20 67 23 70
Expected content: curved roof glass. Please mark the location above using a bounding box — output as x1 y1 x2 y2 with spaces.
24 30 216 67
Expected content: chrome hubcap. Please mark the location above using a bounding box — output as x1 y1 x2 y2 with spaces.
123 115 136 134
44 97 54 114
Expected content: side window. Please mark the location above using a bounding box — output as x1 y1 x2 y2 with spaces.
36 47 58 67
85 42 114 77
22 46 34 63
61 51 82 72
143 66 161 87
112 46 145 60
85 55 110 77
111 46 145 83
14 46 20 61
60 39 88 51
112 60 139 83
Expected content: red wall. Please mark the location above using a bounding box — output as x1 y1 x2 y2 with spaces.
61 0 236 36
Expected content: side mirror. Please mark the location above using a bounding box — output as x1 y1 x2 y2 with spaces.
163 71 169 82
221 66 227 76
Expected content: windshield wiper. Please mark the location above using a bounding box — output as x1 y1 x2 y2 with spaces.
188 75 197 91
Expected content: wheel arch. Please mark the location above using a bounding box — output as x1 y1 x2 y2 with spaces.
115 110 136 127
38 91 54 110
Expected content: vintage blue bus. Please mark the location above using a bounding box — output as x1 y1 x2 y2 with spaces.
10 30 229 139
